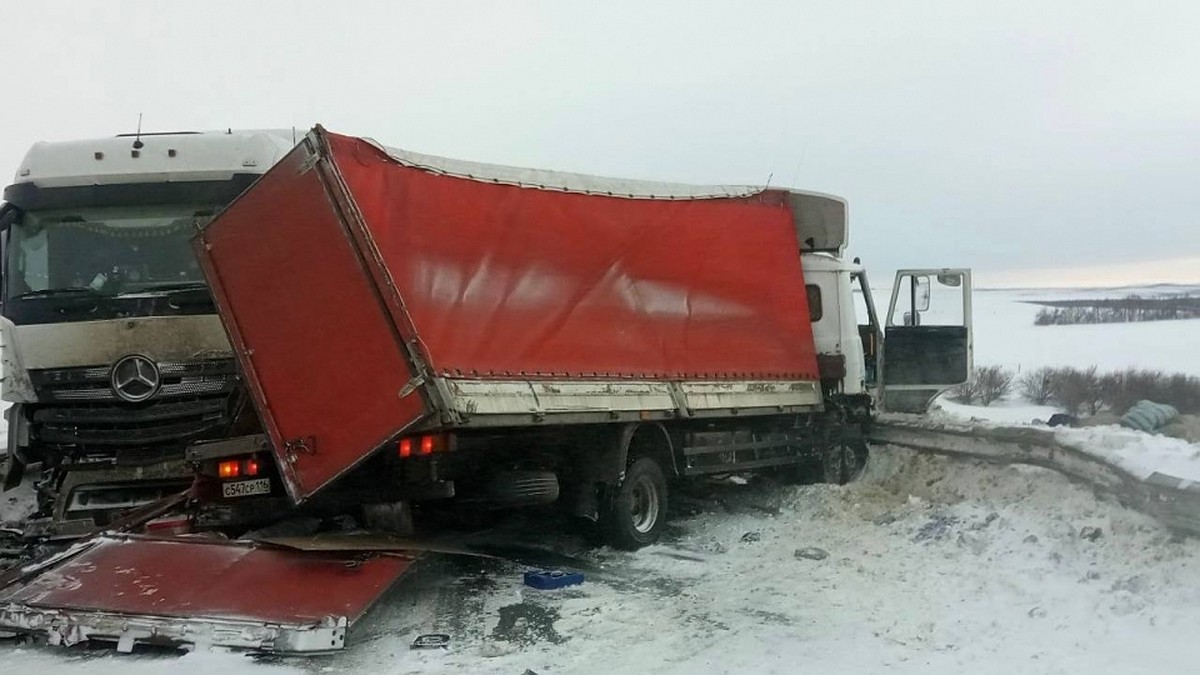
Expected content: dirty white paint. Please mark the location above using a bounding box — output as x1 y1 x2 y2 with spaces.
1 315 232 403
443 378 821 417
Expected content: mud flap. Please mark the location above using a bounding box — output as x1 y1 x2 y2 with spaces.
0 533 415 654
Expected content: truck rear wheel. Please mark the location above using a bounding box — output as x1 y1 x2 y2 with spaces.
601 456 668 550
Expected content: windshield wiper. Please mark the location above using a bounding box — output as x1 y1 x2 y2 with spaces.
120 281 208 294
12 287 103 300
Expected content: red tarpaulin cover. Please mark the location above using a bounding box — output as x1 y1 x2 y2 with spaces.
329 133 819 381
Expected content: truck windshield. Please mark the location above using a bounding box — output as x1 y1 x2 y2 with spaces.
5 204 213 301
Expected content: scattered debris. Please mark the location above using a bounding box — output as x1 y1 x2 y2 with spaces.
740 531 761 543
914 514 960 542
794 547 829 561
1047 414 1078 428
1080 526 1103 542
524 569 585 590
957 532 987 555
411 633 451 649
969 512 1000 530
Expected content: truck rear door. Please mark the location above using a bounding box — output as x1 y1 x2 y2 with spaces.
881 268 973 413
195 134 430 502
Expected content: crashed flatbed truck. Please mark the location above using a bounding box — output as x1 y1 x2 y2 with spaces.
0 126 976 654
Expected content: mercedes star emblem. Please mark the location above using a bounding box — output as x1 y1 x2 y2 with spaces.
111 355 161 403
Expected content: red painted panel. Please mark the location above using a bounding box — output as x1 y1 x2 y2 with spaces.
195 141 429 502
0 536 411 625
327 133 819 381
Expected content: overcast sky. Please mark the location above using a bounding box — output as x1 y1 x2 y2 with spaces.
3 1 1197 287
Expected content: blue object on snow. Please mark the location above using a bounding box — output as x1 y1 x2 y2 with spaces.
523 569 585 590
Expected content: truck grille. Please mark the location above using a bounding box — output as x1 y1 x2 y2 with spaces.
29 359 240 458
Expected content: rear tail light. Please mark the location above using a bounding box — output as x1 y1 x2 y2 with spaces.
217 455 264 479
398 434 450 459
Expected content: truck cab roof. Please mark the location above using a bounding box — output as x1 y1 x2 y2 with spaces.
11 129 299 189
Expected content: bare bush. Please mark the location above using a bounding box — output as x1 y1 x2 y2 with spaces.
975 366 1014 406
1010 365 1200 416
1017 367 1055 405
946 366 1012 406
946 377 980 405
1100 369 1162 414
1164 374 1200 414
1050 365 1103 416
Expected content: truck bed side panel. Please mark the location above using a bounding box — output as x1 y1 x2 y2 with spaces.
195 140 429 502
327 133 820 382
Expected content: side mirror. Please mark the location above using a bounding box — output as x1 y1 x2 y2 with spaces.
937 273 962 287
0 204 15 232
914 275 931 312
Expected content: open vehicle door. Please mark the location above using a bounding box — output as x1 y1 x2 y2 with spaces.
881 268 973 413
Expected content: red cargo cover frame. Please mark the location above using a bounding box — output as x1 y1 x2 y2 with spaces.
198 127 818 502
196 135 431 502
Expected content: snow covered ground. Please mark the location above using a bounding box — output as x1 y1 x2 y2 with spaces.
971 284 1200 375
7 448 1200 674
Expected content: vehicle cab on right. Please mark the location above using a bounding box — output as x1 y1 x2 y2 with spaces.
788 191 973 417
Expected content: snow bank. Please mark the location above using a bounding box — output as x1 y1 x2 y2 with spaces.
931 397 1200 486
1057 425 1200 483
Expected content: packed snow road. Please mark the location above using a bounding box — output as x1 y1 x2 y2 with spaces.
5 446 1200 674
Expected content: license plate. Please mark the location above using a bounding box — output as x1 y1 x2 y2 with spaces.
222 478 271 498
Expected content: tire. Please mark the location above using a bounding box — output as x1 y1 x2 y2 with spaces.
600 456 668 550
822 437 869 485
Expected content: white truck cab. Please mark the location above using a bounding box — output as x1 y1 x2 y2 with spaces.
789 191 973 415
0 130 295 527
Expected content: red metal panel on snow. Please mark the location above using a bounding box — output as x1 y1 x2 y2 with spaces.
0 535 411 625
195 140 429 502
327 133 820 380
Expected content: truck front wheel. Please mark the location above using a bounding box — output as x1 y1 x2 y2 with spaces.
823 437 869 485
601 456 668 550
